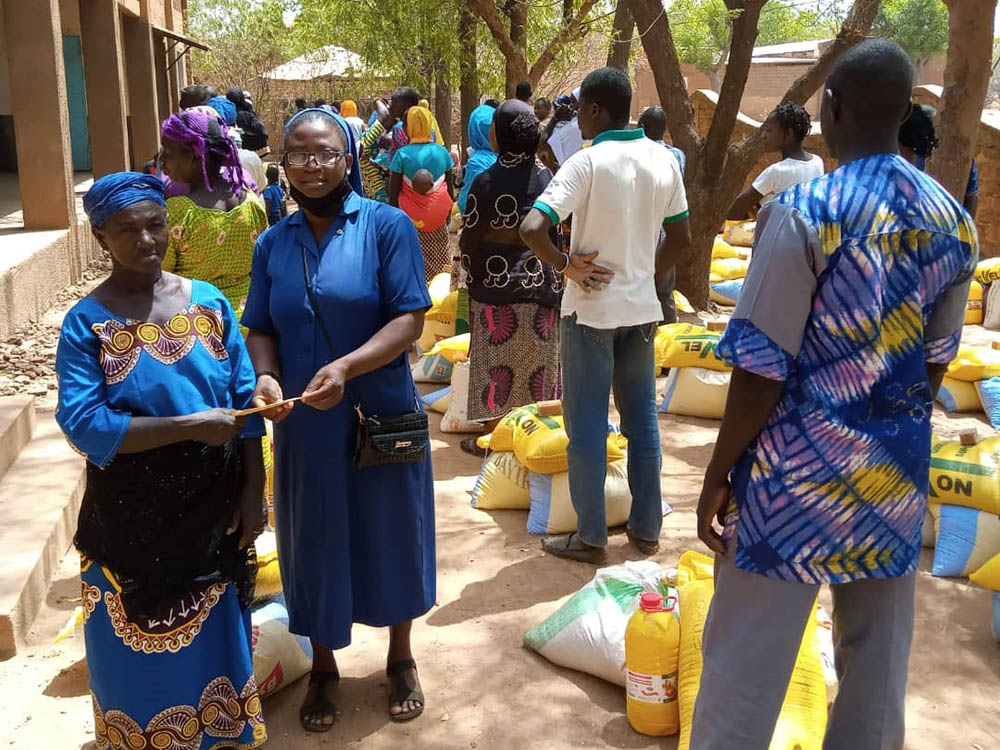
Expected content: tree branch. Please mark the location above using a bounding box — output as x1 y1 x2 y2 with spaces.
627 0 701 156
469 0 525 72
528 0 602 84
703 0 766 176
781 0 881 107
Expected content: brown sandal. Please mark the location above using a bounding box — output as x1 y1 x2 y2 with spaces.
386 659 424 722
299 669 339 733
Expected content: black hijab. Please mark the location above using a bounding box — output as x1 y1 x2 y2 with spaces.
493 99 541 157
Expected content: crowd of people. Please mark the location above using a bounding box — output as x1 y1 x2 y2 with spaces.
55 36 979 750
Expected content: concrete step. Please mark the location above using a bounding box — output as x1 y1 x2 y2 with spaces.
0 411 84 659
0 396 35 481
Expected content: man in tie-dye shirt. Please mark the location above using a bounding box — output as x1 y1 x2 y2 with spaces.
690 40 978 750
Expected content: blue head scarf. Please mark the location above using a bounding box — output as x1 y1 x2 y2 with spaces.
207 96 237 126
83 172 166 228
284 107 363 196
458 105 498 214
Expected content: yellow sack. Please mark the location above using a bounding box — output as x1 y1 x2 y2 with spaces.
929 436 1000 514
661 367 731 419
723 220 756 248
470 452 531 510
710 257 750 282
711 237 741 260
676 549 715 588
255 531 282 602
674 289 695 314
513 413 628 474
490 404 544 452
975 258 1000 286
946 344 1000 382
971 552 1000 591
966 280 984 325
658 323 730 372
677 570 827 750
418 316 456 352
527 460 633 533
476 433 492 451
677 578 714 750
936 377 982 413
428 333 470 363
427 272 452 308
654 326 672 373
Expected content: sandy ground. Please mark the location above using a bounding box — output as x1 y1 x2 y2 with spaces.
1 379 998 750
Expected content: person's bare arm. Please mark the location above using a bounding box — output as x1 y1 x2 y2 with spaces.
927 361 949 399
230 436 265 548
964 193 979 220
389 172 403 207
656 218 692 282
727 187 763 221
302 311 425 410
446 170 457 202
520 208 614 292
117 410 247 453
697 368 786 554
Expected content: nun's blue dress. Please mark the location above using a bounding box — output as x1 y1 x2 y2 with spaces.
242 178 435 648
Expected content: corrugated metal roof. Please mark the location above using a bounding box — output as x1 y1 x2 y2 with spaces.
264 45 383 81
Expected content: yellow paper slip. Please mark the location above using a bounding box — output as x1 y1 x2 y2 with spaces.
229 396 302 417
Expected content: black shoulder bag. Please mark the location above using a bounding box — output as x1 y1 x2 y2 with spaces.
301 245 429 468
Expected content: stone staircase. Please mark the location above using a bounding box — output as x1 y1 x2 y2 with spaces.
0 396 85 658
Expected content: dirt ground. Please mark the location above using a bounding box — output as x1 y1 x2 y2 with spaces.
1 384 998 749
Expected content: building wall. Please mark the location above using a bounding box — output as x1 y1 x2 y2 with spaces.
634 51 949 123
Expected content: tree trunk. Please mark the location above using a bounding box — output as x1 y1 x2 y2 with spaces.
928 0 998 201
459 1 479 155
505 0 528 98
563 0 573 26
606 0 633 71
434 64 454 148
630 0 879 308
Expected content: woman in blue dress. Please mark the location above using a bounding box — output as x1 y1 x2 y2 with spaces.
56 172 267 750
242 109 435 732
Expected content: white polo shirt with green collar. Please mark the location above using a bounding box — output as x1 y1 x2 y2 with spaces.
534 127 689 330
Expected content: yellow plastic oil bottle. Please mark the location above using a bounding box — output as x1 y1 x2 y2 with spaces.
625 592 680 736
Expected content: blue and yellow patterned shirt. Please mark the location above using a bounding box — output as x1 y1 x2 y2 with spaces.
718 153 978 584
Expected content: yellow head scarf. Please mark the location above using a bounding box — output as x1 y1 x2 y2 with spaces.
418 98 430 109
340 99 358 117
406 106 435 144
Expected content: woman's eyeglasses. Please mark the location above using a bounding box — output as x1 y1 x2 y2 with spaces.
285 150 346 167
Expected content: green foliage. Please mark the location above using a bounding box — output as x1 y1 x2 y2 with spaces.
667 0 831 78
874 0 949 67
667 0 735 76
188 0 301 94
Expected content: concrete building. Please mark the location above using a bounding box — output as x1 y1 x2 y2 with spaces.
0 0 203 337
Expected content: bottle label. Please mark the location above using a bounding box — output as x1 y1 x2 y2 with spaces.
626 669 678 704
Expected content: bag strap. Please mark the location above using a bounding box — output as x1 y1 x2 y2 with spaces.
300 244 421 417
300 244 367 417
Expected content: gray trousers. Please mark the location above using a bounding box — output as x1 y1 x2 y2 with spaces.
690 549 916 750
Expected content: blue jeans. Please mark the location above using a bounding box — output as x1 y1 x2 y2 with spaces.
560 314 664 548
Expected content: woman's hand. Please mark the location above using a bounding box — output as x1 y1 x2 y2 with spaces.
565 252 615 293
252 374 294 423
228 484 265 549
302 360 350 411
191 408 246 446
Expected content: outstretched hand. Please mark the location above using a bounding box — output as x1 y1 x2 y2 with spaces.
565 252 614 293
302 361 349 411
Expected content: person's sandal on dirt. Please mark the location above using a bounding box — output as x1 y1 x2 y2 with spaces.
626 524 660 555
541 532 607 564
459 437 487 458
299 669 339 733
387 659 425 722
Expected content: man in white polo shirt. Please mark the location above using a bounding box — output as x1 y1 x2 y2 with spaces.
520 67 691 563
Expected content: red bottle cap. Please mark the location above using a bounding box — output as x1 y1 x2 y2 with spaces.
640 593 663 612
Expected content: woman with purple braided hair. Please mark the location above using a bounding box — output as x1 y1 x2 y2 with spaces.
160 109 267 317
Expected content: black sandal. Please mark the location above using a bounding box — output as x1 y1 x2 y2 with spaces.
460 437 487 458
299 669 339 733
386 659 424 722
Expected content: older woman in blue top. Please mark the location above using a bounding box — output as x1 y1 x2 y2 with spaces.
55 172 267 750
243 109 434 732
